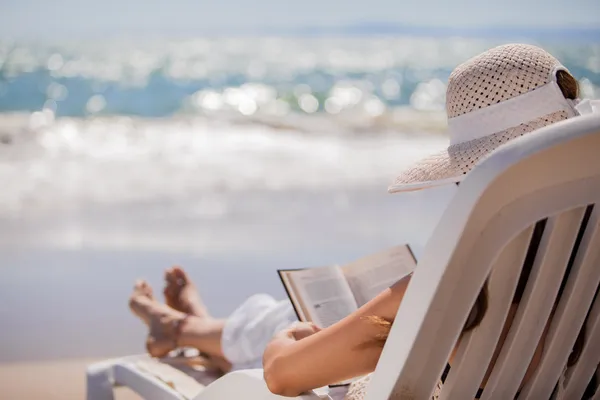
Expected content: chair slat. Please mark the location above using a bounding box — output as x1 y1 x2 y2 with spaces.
592 367 600 400
480 208 586 400
520 206 600 399
558 296 600 399
439 227 534 400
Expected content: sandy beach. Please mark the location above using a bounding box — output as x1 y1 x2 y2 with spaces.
0 358 142 399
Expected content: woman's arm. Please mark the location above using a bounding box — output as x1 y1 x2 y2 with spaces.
263 274 412 397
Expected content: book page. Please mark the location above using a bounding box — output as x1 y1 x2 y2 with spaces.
284 265 359 327
341 245 416 307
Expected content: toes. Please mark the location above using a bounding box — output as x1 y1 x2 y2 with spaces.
163 285 176 301
141 282 153 298
163 269 177 295
134 279 145 291
144 283 154 298
164 267 178 284
163 279 180 310
165 265 187 286
134 280 153 298
171 266 189 285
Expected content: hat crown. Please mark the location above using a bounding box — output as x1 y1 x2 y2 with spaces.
446 44 562 119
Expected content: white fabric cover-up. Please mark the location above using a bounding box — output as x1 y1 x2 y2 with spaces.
221 294 297 370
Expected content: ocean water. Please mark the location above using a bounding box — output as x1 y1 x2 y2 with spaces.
0 37 598 361
0 37 598 221
2 37 599 118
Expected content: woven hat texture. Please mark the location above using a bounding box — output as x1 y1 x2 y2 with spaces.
390 44 570 192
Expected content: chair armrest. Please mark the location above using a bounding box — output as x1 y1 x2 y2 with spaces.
196 369 331 400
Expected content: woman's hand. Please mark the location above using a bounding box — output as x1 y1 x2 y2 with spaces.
269 321 321 345
288 322 321 340
264 322 321 361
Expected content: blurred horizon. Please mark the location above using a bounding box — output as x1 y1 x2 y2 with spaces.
3 24 600 42
2 0 599 39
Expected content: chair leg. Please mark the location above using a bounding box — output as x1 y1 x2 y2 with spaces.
86 361 116 400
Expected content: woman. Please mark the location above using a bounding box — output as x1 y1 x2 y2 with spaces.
129 43 591 398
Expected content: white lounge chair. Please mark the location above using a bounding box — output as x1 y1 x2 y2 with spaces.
364 113 600 400
87 112 600 400
86 353 217 400
86 353 332 399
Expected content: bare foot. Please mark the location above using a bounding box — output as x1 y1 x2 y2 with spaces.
129 280 155 325
164 267 209 318
129 280 186 357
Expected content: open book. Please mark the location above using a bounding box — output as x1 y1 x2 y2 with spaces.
278 244 416 328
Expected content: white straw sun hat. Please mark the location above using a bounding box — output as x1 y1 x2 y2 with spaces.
388 43 589 193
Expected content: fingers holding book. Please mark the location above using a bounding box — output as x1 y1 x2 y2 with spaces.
288 321 321 340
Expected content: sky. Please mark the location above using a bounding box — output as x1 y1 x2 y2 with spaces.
1 0 599 38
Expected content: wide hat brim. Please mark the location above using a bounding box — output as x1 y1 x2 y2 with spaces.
388 110 569 193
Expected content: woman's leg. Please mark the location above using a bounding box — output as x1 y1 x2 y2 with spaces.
162 267 233 372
